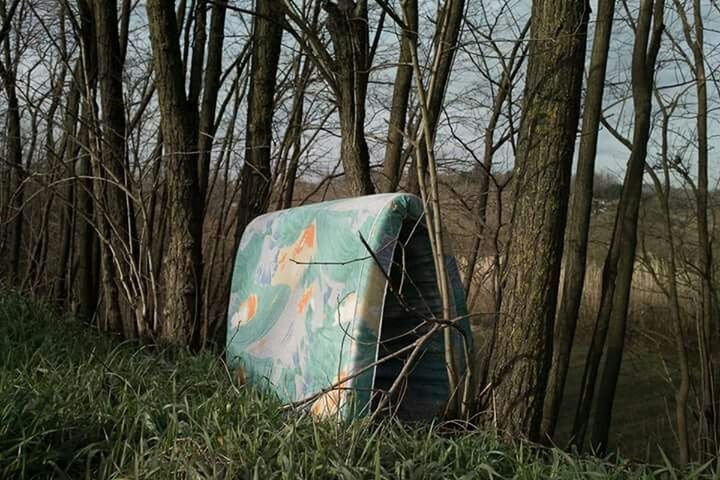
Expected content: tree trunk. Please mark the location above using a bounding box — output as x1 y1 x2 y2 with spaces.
279 61 310 210
572 0 665 452
406 0 465 194
76 105 100 324
324 0 374 196
146 0 204 345
73 0 101 324
380 0 417 193
52 55 82 307
541 0 615 440
197 1 226 211
0 21 23 284
645 96 690 462
674 0 717 455
235 0 284 233
483 0 588 441
93 0 139 337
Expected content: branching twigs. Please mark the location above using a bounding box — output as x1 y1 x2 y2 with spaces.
400 0 468 419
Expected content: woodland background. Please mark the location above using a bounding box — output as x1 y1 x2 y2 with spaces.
1 0 719 466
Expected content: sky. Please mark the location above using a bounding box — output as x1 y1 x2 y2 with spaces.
6 0 720 187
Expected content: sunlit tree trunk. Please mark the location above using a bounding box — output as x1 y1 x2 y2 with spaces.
484 0 588 440
406 0 465 194
380 0 417 193
324 0 374 195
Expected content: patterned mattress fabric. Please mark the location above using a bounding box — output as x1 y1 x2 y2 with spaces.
226 193 471 421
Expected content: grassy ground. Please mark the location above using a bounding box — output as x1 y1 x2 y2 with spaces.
0 292 716 479
553 342 679 462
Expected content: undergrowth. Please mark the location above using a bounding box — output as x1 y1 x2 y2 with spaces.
0 291 716 479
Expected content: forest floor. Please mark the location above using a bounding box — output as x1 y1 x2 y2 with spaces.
1 291 715 479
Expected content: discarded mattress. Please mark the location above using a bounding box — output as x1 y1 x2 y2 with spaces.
226 193 471 421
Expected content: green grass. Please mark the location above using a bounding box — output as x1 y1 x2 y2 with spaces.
0 292 716 479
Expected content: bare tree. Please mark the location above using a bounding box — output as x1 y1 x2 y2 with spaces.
0 0 24 283
407 0 466 194
146 0 204 344
461 16 529 298
92 0 139 337
324 0 374 195
541 0 616 440
482 0 589 440
235 0 284 239
380 0 417 193
572 0 665 452
673 0 717 456
74 0 101 324
645 90 691 463
197 1 227 214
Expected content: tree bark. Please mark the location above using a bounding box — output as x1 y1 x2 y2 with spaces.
197 1 226 211
483 0 588 441
146 0 204 345
541 0 615 440
572 0 665 452
324 0 374 196
0 4 23 284
674 0 717 455
235 0 284 234
93 0 139 337
380 0 417 193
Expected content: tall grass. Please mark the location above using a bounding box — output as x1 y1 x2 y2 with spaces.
0 291 714 479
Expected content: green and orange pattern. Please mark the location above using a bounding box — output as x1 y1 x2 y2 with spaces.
226 194 470 420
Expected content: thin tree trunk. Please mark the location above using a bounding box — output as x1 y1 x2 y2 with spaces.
406 0 465 194
278 50 317 210
93 0 138 337
645 94 690 462
572 0 665 452
277 2 321 209
541 0 615 440
0 24 23 284
197 1 226 211
235 0 284 234
380 0 417 193
674 0 717 455
53 60 82 307
279 57 311 210
484 0 588 441
76 106 99 324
